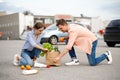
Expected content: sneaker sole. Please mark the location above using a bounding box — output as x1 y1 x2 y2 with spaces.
65 63 80 66
106 51 112 64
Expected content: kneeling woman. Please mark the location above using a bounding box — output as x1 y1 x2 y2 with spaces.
13 22 48 67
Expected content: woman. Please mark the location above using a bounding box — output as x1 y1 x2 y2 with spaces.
13 22 48 67
54 19 112 66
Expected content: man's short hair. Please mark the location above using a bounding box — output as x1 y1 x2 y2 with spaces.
56 19 68 26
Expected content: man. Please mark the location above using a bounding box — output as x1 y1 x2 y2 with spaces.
54 19 112 66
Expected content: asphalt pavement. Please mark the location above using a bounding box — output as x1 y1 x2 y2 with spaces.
0 39 120 80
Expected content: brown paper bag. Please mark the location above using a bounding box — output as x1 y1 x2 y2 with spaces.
46 50 60 66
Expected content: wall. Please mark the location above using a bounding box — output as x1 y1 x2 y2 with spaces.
0 13 34 40
91 17 104 38
0 13 20 39
19 14 34 40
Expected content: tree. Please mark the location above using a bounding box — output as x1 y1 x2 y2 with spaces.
23 11 33 15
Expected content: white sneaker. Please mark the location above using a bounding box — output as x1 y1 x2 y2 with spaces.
34 62 47 68
13 54 20 66
65 59 80 66
105 51 112 64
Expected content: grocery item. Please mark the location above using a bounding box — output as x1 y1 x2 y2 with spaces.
40 43 54 57
26 65 31 70
46 50 60 66
22 69 38 75
20 65 25 70
59 37 64 42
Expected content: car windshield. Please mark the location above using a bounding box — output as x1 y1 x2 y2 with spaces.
74 23 85 27
108 20 120 27
45 24 57 30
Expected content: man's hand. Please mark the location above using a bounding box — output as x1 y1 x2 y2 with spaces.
64 36 69 40
53 56 61 63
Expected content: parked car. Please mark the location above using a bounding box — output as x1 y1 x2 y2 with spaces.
103 19 120 47
74 23 91 31
40 24 68 45
40 23 90 45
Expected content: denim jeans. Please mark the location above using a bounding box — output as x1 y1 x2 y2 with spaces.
86 40 107 66
65 40 77 59
66 40 107 66
20 48 41 66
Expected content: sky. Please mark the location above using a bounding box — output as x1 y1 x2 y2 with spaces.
0 0 120 20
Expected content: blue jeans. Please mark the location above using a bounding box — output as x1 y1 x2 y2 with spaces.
67 40 107 66
20 48 41 66
65 40 77 59
86 40 107 66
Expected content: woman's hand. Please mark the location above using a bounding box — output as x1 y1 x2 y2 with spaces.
33 56 37 61
41 48 48 53
35 44 48 53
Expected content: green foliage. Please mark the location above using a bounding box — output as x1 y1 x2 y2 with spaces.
42 43 54 51
54 46 59 52
40 43 54 57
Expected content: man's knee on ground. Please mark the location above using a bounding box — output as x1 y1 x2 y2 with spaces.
89 62 97 66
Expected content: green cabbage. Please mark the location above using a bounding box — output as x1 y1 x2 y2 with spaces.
40 43 54 57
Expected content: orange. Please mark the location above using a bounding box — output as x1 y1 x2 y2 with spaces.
20 65 25 70
59 37 64 42
26 65 31 70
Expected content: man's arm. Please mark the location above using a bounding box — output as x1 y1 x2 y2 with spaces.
53 48 69 63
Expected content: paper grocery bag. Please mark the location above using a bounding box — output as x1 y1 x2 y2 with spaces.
46 50 60 66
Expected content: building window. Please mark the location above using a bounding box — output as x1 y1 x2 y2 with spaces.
2 24 4 27
10 23 12 26
8 23 9 27
45 18 53 24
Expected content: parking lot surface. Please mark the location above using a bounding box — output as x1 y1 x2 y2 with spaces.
0 40 120 80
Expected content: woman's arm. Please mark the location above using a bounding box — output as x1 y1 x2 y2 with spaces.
26 32 48 52
35 44 48 53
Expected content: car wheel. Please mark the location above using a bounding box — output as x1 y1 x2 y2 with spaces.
106 42 116 47
49 36 58 45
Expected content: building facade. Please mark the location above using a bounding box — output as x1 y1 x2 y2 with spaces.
0 12 105 40
0 13 34 40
